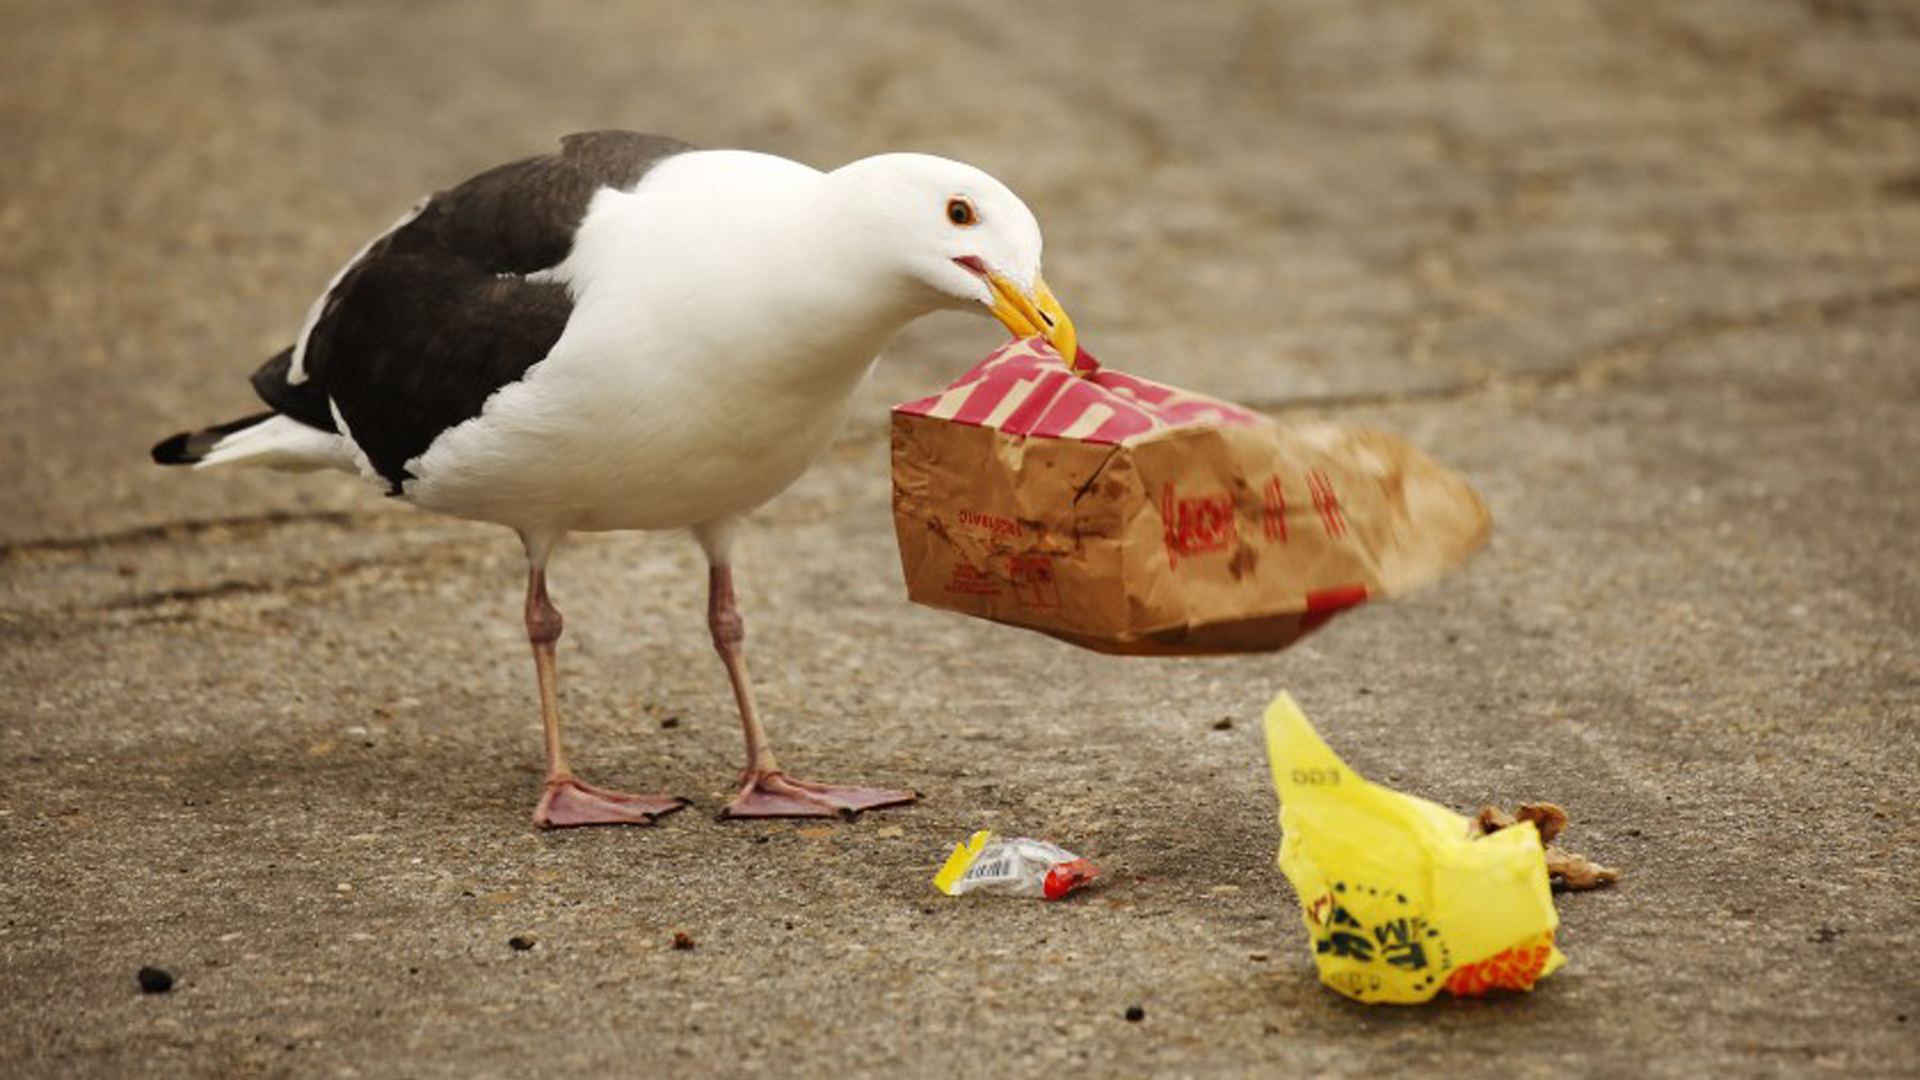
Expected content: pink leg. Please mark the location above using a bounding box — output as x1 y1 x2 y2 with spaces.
523 566 687 828
708 564 916 819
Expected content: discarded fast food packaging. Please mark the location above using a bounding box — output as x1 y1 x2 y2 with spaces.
1262 692 1566 1003
933 830 1098 900
890 338 1492 655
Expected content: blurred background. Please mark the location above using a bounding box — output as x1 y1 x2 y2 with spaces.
2 3 1916 1076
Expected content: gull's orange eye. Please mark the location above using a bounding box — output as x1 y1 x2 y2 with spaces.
946 197 977 227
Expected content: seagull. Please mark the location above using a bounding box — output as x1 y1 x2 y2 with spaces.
152 131 1077 826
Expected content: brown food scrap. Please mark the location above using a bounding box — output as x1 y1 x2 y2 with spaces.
1471 801 1620 891
1544 847 1620 891
1473 803 1566 845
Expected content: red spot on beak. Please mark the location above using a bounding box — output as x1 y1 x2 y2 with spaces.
952 255 989 277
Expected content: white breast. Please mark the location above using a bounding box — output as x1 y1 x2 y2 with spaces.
397 151 920 536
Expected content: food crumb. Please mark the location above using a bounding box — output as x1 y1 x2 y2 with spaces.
1471 802 1620 890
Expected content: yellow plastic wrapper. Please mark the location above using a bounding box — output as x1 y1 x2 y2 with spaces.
1262 692 1566 1003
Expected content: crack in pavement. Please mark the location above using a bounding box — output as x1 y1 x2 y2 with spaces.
0 544 469 636
1620 1 1920 135
1243 278 1920 413
0 509 383 564
92 558 393 613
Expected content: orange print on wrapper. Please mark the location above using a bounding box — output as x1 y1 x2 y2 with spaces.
1444 933 1561 996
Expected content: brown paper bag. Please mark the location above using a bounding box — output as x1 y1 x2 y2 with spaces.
890 339 1492 656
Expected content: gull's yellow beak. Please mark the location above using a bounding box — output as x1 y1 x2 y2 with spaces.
985 272 1078 366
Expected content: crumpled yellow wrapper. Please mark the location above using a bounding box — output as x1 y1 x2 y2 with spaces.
1262 692 1566 1003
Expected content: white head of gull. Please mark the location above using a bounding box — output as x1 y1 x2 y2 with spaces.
153 132 1078 824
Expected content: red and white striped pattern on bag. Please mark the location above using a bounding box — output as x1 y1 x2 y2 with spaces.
894 338 1265 444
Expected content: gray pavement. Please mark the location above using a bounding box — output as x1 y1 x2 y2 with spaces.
3 1 1917 1077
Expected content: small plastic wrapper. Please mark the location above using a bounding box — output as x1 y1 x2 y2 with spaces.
1262 692 1566 1003
933 830 1098 900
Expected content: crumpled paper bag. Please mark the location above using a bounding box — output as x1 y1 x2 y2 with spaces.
1262 692 1566 1003
891 338 1491 655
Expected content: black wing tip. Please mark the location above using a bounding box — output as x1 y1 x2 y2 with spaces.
151 431 199 465
151 411 276 466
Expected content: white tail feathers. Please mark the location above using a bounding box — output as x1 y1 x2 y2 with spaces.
197 414 355 473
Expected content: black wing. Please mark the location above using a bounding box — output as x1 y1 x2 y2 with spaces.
251 131 694 492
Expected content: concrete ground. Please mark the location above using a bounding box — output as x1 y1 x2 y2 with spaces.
3 0 1916 1076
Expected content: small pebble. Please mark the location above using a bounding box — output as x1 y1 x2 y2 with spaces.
660 716 680 729
137 966 174 994
672 930 696 951
508 935 536 951
1212 717 1234 731
1124 1005 1145 1022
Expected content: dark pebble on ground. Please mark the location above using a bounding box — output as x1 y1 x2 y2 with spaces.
509 935 536 951
137 967 174 994
1124 1005 1145 1022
